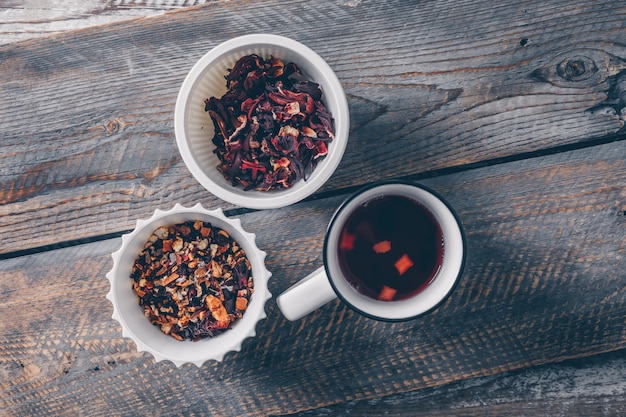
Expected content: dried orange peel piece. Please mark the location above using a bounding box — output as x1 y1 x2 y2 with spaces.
206 294 229 323
236 297 249 311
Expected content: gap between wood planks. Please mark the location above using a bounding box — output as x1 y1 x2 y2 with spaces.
1 131 624 262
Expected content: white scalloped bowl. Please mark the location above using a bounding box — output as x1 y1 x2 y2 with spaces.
174 34 350 209
106 204 272 367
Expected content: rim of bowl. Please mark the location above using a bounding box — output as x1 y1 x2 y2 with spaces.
174 34 350 209
105 203 272 367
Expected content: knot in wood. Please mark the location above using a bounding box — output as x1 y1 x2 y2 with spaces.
556 56 597 82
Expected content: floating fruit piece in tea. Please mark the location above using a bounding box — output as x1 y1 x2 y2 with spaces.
205 54 335 191
372 240 391 254
130 221 254 341
378 285 397 301
340 229 356 251
394 254 414 276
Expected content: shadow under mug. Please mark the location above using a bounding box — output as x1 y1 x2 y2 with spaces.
276 180 466 321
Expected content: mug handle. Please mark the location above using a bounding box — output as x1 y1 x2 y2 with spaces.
276 266 337 321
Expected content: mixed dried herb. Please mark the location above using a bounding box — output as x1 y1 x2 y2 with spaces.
205 54 335 191
130 221 254 341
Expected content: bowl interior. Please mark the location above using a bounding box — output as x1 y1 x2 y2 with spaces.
111 209 269 364
176 35 349 209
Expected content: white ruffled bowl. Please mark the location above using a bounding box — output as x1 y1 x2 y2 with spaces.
106 203 272 367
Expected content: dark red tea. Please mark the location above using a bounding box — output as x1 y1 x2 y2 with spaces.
336 194 444 301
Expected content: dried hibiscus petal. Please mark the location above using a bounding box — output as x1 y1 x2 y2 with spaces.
205 54 336 191
130 221 254 341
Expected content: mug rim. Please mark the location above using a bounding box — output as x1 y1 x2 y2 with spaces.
322 180 466 322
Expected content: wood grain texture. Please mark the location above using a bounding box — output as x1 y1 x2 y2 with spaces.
284 349 626 417
0 0 212 45
1 140 624 416
1 0 625 254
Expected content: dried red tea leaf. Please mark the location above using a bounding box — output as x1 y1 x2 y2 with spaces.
205 54 335 191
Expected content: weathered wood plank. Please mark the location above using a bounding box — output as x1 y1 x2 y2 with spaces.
0 0 212 45
284 349 626 417
1 139 624 416
1 0 625 254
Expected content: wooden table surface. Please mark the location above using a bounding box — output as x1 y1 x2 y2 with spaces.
2 1 626 416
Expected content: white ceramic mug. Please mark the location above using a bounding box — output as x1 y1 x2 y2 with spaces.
276 181 466 321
